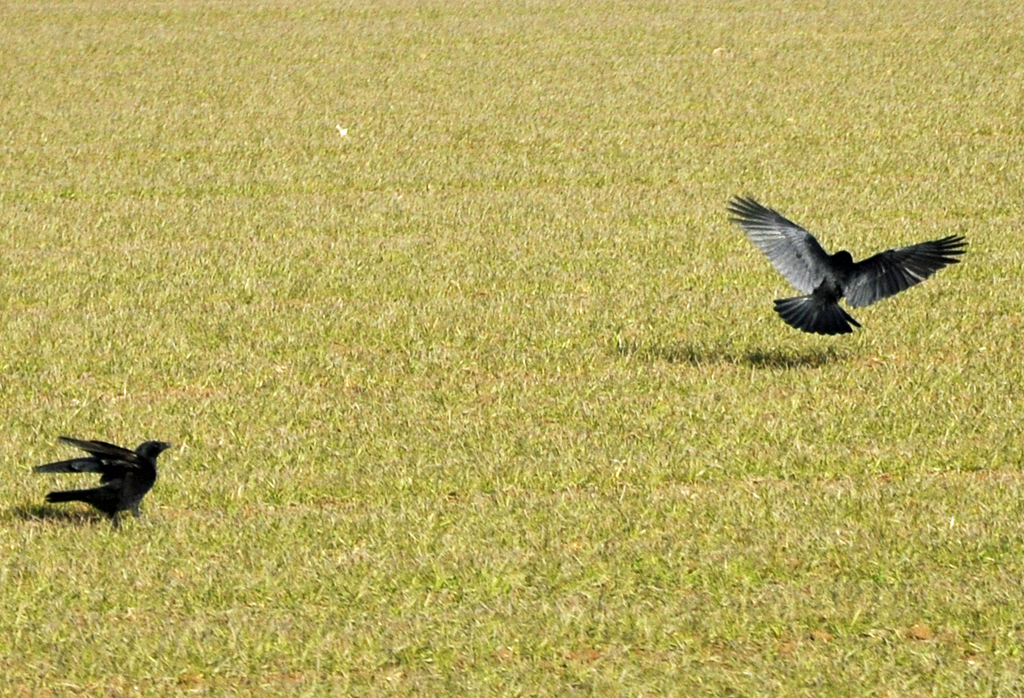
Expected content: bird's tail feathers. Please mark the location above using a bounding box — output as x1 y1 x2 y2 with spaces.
45 489 98 504
774 296 861 335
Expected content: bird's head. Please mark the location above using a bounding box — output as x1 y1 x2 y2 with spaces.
137 441 173 460
831 250 855 269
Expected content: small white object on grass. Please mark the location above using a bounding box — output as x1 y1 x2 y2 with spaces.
336 125 348 137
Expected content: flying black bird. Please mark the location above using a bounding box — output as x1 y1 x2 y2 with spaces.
728 196 966 335
34 437 171 527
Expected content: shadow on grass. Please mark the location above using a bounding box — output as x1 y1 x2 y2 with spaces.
615 338 846 368
8 503 109 526
743 348 844 369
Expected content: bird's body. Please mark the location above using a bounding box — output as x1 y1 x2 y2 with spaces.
728 196 966 334
34 437 171 527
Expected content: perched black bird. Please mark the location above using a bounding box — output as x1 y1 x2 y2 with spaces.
34 437 171 527
728 196 966 335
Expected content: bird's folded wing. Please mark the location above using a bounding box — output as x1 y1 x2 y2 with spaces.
844 235 967 308
728 196 832 294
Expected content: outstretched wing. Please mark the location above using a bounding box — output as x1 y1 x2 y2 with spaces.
844 235 966 308
34 457 106 474
728 196 834 294
58 437 142 467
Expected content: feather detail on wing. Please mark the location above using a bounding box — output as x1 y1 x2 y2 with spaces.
844 235 967 308
57 437 142 467
33 457 106 474
728 196 833 294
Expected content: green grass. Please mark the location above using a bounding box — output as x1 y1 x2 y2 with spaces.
2 0 1023 694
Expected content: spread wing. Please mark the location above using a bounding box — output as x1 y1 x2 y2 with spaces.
58 436 142 468
844 235 966 308
34 457 107 474
728 196 833 294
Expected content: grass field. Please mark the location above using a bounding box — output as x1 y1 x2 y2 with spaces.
2 0 1023 694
